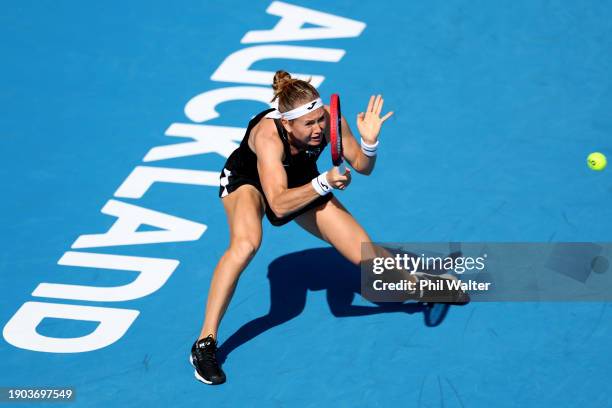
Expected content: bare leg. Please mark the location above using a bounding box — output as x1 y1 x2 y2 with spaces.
199 185 265 340
295 197 417 283
295 197 393 264
295 197 468 305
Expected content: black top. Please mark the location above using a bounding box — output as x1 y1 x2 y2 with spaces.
233 108 328 187
219 108 333 226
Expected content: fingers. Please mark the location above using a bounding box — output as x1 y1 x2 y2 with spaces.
333 172 350 183
327 166 351 190
338 176 351 190
381 111 394 123
366 95 374 113
342 171 352 189
334 177 351 189
373 95 382 114
366 94 387 117
338 169 351 186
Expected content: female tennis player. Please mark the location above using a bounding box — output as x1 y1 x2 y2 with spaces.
189 70 464 385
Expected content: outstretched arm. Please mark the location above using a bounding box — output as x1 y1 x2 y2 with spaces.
341 94 393 175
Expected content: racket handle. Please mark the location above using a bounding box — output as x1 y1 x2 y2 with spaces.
335 163 347 174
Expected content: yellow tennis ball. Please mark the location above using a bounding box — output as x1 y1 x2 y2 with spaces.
587 152 607 171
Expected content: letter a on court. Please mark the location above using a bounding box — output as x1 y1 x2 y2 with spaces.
241 1 366 43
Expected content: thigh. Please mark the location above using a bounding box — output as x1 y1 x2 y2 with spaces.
294 196 371 265
222 184 266 243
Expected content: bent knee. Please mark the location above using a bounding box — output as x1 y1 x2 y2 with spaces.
228 238 261 262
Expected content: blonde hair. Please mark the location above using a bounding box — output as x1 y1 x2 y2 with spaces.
271 70 320 114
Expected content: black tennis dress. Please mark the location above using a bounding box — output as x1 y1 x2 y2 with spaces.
218 108 333 226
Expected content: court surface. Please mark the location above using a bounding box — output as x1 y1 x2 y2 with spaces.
1 1 612 407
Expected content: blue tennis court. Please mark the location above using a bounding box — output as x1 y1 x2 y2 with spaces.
1 1 611 406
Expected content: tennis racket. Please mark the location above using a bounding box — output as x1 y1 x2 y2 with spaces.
330 93 346 174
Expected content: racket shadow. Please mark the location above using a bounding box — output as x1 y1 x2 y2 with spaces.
217 247 452 364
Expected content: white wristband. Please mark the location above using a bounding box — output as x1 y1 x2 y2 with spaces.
361 138 379 157
311 172 332 196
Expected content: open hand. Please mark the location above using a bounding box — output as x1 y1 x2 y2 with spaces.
357 94 394 144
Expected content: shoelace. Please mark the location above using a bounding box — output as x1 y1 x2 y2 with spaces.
197 340 219 365
201 348 218 364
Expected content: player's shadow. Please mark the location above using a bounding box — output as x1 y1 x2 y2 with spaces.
217 247 451 364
